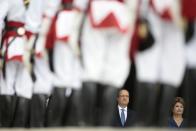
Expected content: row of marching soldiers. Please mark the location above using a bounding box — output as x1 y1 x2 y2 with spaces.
0 0 196 128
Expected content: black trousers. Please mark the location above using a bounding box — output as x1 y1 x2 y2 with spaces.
134 82 177 126
63 89 83 126
29 94 48 127
184 68 196 127
0 95 16 127
45 87 68 127
81 82 118 126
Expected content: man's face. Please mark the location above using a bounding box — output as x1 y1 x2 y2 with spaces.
117 90 129 107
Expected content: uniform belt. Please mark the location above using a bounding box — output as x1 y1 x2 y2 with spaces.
0 21 25 79
62 3 73 10
4 21 25 36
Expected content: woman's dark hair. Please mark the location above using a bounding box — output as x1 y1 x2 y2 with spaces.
170 97 185 116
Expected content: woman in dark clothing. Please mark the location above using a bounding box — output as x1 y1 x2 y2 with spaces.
168 97 187 128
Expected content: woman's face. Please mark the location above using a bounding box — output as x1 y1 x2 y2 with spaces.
173 102 184 116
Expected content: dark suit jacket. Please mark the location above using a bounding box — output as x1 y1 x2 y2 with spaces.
112 107 137 127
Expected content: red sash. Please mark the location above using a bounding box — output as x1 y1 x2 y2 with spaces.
55 9 78 42
45 9 79 50
2 21 25 61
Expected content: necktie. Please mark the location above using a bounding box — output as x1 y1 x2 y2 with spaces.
121 108 125 126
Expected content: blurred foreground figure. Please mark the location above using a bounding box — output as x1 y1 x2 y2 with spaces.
80 0 139 126
25 0 60 127
0 0 33 127
182 0 196 127
134 0 186 126
45 0 83 126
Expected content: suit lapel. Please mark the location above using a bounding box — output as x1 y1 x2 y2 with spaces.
124 109 129 126
117 108 123 126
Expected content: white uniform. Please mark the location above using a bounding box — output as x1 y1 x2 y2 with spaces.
25 0 62 127
25 0 60 95
52 3 83 90
0 0 33 99
135 0 186 87
81 0 138 88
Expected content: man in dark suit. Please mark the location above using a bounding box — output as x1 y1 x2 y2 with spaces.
112 89 137 127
